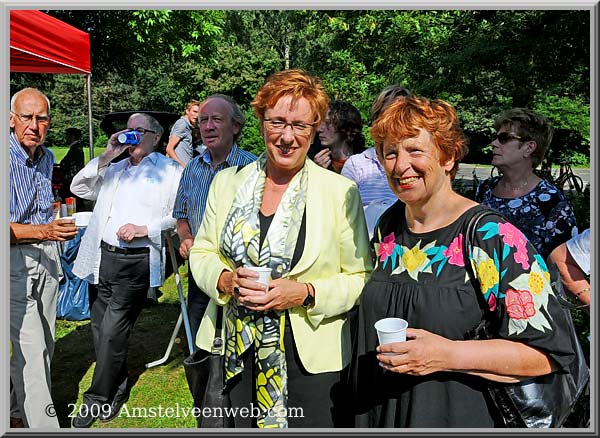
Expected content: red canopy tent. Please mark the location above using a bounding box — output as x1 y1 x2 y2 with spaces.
10 10 95 158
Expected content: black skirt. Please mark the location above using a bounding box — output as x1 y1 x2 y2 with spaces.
226 312 350 428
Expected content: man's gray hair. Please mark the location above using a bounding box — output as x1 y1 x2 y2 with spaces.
204 94 245 143
10 88 51 113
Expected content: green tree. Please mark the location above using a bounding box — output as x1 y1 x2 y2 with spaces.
12 9 590 165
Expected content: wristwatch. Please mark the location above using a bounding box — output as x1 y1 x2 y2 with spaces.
302 283 315 308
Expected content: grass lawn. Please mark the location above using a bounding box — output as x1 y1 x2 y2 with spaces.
50 146 105 164
52 261 196 428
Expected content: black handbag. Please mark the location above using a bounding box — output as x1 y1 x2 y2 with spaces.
463 209 590 428
183 307 234 428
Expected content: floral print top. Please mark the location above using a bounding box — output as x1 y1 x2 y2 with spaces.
475 177 577 260
350 202 575 428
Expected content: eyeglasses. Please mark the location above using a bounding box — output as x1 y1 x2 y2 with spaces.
494 132 524 145
130 127 157 135
263 118 316 136
11 111 51 126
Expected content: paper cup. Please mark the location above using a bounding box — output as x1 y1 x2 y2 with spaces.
374 318 408 352
246 266 272 287
73 211 93 228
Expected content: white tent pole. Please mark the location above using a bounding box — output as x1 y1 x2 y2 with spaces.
86 73 94 159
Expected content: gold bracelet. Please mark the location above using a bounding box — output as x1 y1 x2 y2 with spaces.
576 287 590 299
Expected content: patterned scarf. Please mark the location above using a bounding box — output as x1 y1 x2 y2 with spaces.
220 153 308 428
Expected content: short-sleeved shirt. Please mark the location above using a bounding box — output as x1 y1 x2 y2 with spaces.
173 144 257 237
476 177 577 260
567 228 590 275
170 116 194 165
9 132 54 225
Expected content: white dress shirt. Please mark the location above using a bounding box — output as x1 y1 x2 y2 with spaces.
71 152 182 287
566 228 590 275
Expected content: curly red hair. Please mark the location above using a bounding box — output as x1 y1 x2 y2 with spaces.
370 95 468 180
252 69 329 130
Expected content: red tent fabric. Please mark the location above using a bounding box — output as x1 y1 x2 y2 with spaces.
10 10 91 74
10 10 95 157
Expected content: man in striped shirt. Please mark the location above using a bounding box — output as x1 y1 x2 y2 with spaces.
173 94 257 340
9 88 78 428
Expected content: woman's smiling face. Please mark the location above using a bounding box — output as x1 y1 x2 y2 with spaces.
262 95 315 175
381 128 454 205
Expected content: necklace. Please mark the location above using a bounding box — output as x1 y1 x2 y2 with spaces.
502 178 529 191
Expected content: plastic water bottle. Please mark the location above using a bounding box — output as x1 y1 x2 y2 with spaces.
117 131 141 145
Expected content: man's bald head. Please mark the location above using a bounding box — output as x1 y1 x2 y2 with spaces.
10 88 52 158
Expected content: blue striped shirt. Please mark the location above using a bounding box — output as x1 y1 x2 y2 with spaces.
341 147 397 206
9 132 55 225
173 144 257 236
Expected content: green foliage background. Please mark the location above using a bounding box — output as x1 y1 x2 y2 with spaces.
10 9 590 164
11 9 591 428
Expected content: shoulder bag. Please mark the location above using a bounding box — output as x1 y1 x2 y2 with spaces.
183 307 234 428
463 209 590 428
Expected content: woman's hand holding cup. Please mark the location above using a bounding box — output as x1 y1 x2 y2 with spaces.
229 266 271 305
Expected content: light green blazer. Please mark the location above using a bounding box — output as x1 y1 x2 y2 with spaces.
189 159 373 374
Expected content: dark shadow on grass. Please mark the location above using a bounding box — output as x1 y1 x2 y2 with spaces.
51 320 95 427
125 301 189 391
52 300 191 428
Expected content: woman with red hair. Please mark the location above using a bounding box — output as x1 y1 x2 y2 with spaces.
190 69 372 428
350 95 576 427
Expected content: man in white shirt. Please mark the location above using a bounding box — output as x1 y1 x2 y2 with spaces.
70 113 182 428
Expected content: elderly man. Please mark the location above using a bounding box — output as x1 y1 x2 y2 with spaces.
173 94 256 340
166 99 200 168
10 88 78 428
70 113 182 427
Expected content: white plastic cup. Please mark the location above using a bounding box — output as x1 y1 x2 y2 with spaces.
246 266 272 287
374 318 408 352
73 211 93 228
60 216 74 223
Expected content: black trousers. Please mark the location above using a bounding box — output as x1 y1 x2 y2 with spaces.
83 247 149 408
187 265 209 341
226 313 349 428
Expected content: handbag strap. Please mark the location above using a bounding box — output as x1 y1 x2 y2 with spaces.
462 208 495 302
462 208 529 427
462 208 501 327
211 306 224 353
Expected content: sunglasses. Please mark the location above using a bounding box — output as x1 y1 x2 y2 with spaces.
494 132 524 145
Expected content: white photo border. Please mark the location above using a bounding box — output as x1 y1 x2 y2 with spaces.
2 0 597 435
